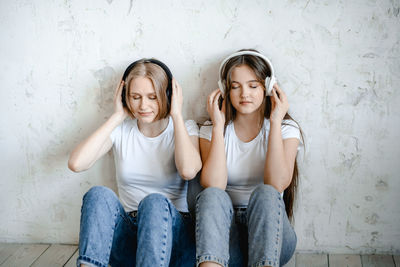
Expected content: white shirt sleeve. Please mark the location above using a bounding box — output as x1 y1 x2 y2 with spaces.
281 119 303 149
185 120 200 136
199 121 213 141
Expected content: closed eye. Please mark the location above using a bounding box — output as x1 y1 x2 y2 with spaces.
249 82 261 89
231 82 240 89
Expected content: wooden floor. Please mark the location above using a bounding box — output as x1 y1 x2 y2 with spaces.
0 243 398 266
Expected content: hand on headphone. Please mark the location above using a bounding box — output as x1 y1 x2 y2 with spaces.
170 78 183 119
113 79 129 121
207 89 226 128
269 83 289 124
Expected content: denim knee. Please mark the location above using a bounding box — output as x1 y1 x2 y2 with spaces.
196 187 232 210
249 184 282 207
138 193 171 214
82 186 119 210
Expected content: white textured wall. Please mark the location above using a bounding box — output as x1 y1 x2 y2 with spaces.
0 0 399 254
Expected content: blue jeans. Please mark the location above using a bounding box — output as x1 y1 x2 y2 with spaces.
195 184 296 267
77 186 196 267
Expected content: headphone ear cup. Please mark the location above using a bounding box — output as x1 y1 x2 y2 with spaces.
218 80 225 95
265 76 271 96
265 76 276 96
166 85 172 106
122 85 127 107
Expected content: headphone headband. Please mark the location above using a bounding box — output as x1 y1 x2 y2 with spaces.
218 50 276 96
122 58 173 107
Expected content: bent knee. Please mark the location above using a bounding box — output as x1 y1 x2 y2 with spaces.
138 193 171 212
196 187 232 209
249 184 282 204
83 186 117 203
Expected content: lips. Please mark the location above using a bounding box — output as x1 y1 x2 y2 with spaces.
239 101 252 105
138 112 153 116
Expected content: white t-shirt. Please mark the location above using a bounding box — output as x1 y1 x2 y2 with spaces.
199 118 302 207
110 116 199 212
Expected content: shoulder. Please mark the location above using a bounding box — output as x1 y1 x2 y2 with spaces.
281 119 303 148
121 118 138 133
110 118 137 143
281 119 300 135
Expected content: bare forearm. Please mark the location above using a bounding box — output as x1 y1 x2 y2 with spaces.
200 127 227 189
264 121 290 191
173 115 202 180
68 113 124 172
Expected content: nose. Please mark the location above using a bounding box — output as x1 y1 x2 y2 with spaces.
139 98 148 110
240 86 250 98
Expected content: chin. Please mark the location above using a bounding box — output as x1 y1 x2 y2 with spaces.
137 116 157 124
236 107 258 115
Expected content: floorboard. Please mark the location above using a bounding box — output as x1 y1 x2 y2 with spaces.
296 253 328 267
361 255 395 267
0 244 49 266
393 255 400 267
31 244 77 267
329 254 362 267
64 249 79 267
0 243 398 267
0 244 22 265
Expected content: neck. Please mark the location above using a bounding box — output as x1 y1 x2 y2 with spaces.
234 110 263 129
138 117 169 137
233 111 264 142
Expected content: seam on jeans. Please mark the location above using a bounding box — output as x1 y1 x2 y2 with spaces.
248 186 284 267
160 200 169 266
104 205 119 263
196 255 228 267
77 255 107 267
195 200 199 243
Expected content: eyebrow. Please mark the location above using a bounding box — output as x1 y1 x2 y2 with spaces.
231 80 260 83
129 92 157 96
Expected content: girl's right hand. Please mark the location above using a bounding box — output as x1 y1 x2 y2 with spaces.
113 79 129 121
207 89 225 128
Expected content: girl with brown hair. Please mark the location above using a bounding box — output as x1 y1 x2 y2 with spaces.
196 50 303 267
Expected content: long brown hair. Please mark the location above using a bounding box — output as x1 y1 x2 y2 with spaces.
221 49 304 219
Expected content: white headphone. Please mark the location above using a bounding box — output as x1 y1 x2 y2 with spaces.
217 50 276 96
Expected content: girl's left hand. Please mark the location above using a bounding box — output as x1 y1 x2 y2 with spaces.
170 78 183 118
270 83 289 123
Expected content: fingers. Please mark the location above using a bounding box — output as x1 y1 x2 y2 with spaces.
172 78 177 96
212 90 222 112
273 83 287 102
207 89 220 107
114 80 125 100
271 87 280 103
172 78 183 98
